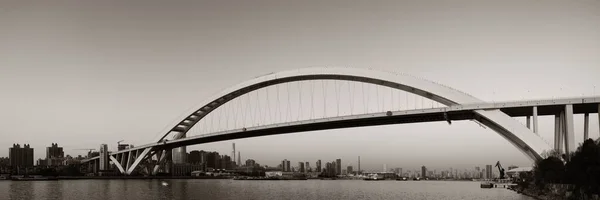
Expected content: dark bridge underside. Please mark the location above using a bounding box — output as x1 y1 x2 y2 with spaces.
501 103 599 117
163 110 476 149
160 101 600 149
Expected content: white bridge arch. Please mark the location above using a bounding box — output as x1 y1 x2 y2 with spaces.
158 67 550 162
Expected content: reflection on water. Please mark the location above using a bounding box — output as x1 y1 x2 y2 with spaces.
0 180 534 200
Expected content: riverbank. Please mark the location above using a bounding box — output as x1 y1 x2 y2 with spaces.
1 176 232 181
507 185 568 200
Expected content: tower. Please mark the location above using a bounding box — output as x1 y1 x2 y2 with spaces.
232 143 236 166
99 144 109 170
358 156 361 173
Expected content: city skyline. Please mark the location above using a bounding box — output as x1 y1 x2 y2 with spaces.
1 0 600 170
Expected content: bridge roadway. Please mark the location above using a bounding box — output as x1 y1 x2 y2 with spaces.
82 96 600 163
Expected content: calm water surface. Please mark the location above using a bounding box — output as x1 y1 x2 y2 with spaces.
0 179 534 200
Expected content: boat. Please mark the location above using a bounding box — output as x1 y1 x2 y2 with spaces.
363 174 385 181
480 182 494 188
395 177 408 181
412 177 421 181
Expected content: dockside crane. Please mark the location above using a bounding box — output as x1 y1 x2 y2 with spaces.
495 161 505 179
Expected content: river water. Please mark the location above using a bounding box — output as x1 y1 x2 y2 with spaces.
0 179 533 200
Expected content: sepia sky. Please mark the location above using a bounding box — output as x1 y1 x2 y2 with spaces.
1 0 599 171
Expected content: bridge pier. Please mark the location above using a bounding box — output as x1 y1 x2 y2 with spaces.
554 114 561 153
584 113 590 140
526 116 531 129
564 105 576 160
533 106 539 135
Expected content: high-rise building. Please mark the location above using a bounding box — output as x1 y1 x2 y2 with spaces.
421 166 427 178
486 165 493 179
188 150 202 164
358 156 361 173
237 152 241 168
316 160 322 172
282 159 291 172
245 159 256 167
9 144 34 168
172 146 187 164
221 155 233 169
46 143 64 159
172 133 187 164
336 159 342 175
99 144 109 170
232 143 236 167
206 152 220 169
45 143 65 166
298 162 305 173
281 160 286 171
347 166 353 174
305 162 310 172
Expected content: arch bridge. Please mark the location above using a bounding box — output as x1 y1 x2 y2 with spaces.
81 68 600 175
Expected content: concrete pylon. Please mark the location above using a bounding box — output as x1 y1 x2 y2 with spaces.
554 115 560 152
564 105 576 160
584 113 590 140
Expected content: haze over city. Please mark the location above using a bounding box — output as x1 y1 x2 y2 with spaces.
1 0 599 172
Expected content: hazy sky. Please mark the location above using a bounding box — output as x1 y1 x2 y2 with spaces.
1 0 599 171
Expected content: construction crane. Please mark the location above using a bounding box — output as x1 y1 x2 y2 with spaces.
495 161 505 179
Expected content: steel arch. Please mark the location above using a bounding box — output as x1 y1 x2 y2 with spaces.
158 67 550 161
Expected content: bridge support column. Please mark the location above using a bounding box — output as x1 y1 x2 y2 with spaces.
125 147 152 175
554 115 560 153
526 116 531 129
584 113 590 140
126 152 134 172
109 155 126 174
564 105 576 160
533 106 538 135
555 112 565 154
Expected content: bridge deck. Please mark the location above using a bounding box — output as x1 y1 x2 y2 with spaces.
82 97 600 163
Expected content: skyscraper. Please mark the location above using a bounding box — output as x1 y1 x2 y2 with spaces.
358 156 361 173
347 166 353 174
486 165 493 179
99 144 109 170
237 152 241 168
336 159 341 175
316 160 322 172
282 159 291 172
298 162 305 173
305 162 310 172
9 144 34 168
421 166 427 178
232 143 236 166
